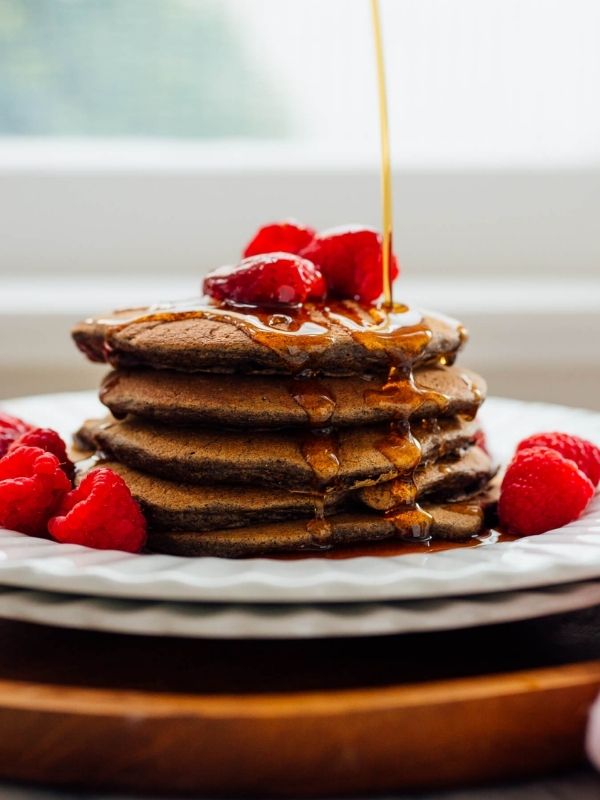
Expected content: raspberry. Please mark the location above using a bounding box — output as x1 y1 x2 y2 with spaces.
474 429 489 455
0 413 33 458
0 446 71 537
243 220 316 259
499 446 594 537
203 252 326 305
48 468 146 553
517 431 600 487
10 428 74 482
300 225 400 303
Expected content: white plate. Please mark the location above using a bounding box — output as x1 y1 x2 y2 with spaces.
0 391 599 604
0 581 599 639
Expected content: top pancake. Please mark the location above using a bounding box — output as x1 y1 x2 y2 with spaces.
100 364 486 429
72 300 465 376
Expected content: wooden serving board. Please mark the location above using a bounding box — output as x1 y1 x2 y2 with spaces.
0 608 599 796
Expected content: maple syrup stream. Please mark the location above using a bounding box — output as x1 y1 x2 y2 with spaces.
371 0 394 308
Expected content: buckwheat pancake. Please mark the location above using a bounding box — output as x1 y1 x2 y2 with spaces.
77 415 480 491
87 449 492 533
146 501 491 558
73 301 464 376
100 365 485 429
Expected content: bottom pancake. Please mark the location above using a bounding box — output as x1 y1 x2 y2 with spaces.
147 494 497 558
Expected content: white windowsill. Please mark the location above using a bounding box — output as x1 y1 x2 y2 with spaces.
2 140 600 280
2 138 594 173
1 274 600 317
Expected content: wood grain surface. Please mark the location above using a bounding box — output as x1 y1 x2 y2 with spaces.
0 607 598 796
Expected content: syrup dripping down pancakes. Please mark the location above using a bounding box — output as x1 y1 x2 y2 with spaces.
72 299 497 557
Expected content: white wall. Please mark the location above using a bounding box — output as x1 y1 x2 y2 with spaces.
1 141 599 277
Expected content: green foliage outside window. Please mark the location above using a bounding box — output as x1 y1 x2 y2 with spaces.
0 0 289 137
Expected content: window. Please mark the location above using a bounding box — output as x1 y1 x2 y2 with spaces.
2 0 600 166
0 0 287 138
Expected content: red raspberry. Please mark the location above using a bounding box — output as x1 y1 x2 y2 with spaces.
0 446 71 537
516 431 600 487
10 428 74 482
474 429 489 455
0 413 32 458
300 225 400 303
203 252 326 305
48 468 146 553
499 446 594 537
243 220 316 258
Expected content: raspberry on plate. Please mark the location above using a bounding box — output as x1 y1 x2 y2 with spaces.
300 225 400 303
0 413 32 458
48 468 147 553
0 446 71 537
243 220 316 259
9 427 75 482
499 446 595 537
474 429 489 455
204 252 326 305
516 431 600 487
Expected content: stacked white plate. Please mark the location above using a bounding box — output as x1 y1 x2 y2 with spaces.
0 391 599 638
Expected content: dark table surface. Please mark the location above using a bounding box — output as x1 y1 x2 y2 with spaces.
1 768 600 799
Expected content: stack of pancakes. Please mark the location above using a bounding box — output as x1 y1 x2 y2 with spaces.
72 300 496 557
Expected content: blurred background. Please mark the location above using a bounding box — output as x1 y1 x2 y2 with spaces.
0 0 599 406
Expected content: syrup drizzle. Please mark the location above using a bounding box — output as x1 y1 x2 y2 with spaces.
280 529 514 560
375 420 422 473
326 304 443 541
284 333 480 547
372 420 432 542
298 423 341 543
290 378 336 427
288 375 341 533
328 303 432 368
301 429 341 487
364 366 450 418
385 504 434 542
